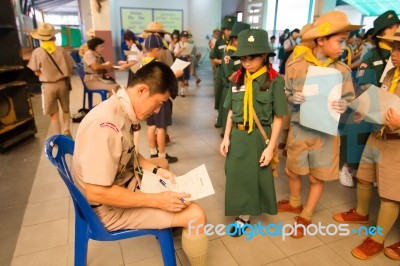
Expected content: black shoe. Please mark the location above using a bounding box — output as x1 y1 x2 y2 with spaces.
229 217 250 237
214 123 221 128
166 153 178 164
150 153 158 158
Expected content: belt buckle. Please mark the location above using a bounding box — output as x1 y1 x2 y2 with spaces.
238 124 245 131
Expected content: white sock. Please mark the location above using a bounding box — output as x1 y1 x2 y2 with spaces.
158 152 166 158
237 215 250 225
150 148 157 155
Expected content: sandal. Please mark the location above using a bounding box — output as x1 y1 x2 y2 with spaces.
384 241 400 260
228 217 250 238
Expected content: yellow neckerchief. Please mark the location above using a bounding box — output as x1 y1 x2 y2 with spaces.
293 45 311 60
41 41 56 54
345 46 352 66
243 66 267 133
376 67 400 138
379 41 392 51
304 49 336 67
142 56 155 65
226 45 237 52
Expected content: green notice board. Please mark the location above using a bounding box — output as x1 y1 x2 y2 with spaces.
154 9 182 33
121 8 152 34
60 26 82 47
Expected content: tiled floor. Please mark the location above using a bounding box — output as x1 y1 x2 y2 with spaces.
4 60 400 265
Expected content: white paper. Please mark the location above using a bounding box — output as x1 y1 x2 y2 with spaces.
124 50 138 56
348 85 400 124
140 164 215 201
299 66 342 136
113 65 121 69
170 58 191 73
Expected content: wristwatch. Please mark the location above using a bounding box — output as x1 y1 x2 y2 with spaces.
152 166 161 174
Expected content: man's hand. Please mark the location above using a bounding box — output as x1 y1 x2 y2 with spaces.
220 138 230 157
157 168 177 183
292 92 306 104
157 191 190 212
331 99 347 114
386 107 400 129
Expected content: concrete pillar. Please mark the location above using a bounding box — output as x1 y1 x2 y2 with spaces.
313 0 337 21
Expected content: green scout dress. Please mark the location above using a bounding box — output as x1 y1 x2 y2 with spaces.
211 36 228 111
358 47 391 87
220 47 241 133
223 72 287 216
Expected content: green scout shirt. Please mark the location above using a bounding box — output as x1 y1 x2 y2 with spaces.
357 48 391 87
224 73 287 125
221 48 241 89
210 37 228 60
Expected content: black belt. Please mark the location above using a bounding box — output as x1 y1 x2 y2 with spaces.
90 204 102 209
384 134 400 140
234 122 270 131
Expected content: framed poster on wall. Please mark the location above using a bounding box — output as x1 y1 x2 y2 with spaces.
154 9 183 33
120 8 152 34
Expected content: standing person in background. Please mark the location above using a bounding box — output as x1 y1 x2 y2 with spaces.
278 11 360 238
219 22 250 137
210 16 235 128
169 29 180 60
269 35 277 64
220 29 287 236
117 30 143 86
79 28 95 58
83 37 120 92
279 28 300 75
174 30 192 97
277 29 290 66
209 28 221 81
28 23 75 137
186 29 202 86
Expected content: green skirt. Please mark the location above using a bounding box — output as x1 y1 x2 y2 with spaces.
225 126 277 216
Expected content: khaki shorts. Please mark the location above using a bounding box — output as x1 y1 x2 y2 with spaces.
286 123 340 181
94 204 175 231
42 80 70 115
357 135 400 201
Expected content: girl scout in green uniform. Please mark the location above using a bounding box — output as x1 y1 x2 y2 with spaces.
350 26 400 261
220 29 287 236
220 22 251 135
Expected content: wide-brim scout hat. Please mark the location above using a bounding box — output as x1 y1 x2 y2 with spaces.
378 25 400 43
86 28 95 37
144 34 164 49
373 10 400 37
302 11 362 41
180 31 189 38
172 29 180 36
300 23 313 37
222 16 235 30
232 29 273 57
30 23 60 41
230 22 251 38
144 21 169 34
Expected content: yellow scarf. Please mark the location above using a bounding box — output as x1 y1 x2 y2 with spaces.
41 41 56 54
293 45 311 60
344 46 352 66
379 41 392 51
142 57 155 65
243 66 267 133
304 49 336 67
226 45 237 52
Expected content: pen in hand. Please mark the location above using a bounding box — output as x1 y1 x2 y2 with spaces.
159 179 188 205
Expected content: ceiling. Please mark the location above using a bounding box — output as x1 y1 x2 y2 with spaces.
342 0 400 16
30 0 78 14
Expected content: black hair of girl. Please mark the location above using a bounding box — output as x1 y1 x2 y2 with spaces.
234 54 271 91
87 37 105 50
123 30 143 51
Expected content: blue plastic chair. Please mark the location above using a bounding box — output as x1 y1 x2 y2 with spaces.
75 63 108 110
44 135 176 266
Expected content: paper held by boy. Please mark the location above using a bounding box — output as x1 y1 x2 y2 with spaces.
348 84 400 124
170 58 191 72
299 66 342 136
140 164 215 201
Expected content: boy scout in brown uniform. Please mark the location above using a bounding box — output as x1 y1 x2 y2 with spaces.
348 26 400 261
72 62 208 265
27 23 75 137
277 11 360 238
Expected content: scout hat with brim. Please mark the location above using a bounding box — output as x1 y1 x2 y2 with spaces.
30 23 60 41
232 29 274 57
302 11 362 41
230 22 251 38
378 25 400 43
373 10 400 37
222 16 236 30
144 21 169 34
86 28 95 37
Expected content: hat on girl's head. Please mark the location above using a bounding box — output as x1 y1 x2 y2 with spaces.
230 22 251 38
378 25 400 43
222 16 236 30
232 29 273 57
30 23 60 41
144 21 169 34
172 29 180 36
300 23 313 37
86 28 95 37
180 31 189 37
302 11 362 41
373 10 400 37
144 34 164 49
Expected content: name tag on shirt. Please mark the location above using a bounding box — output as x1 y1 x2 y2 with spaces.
373 60 383 66
232 85 245 92
234 60 241 65
218 45 227 50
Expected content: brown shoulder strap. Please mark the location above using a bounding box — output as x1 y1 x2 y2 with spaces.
252 107 270 146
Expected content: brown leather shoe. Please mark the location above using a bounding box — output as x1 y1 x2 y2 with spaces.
290 216 311 239
333 208 369 224
277 200 303 214
384 241 400 260
352 237 384 260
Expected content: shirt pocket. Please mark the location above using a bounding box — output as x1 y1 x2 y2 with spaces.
255 92 273 121
231 91 244 115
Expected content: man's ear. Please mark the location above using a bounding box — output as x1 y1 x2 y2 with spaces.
137 84 149 96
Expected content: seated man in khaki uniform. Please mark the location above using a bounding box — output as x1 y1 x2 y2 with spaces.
72 61 208 265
